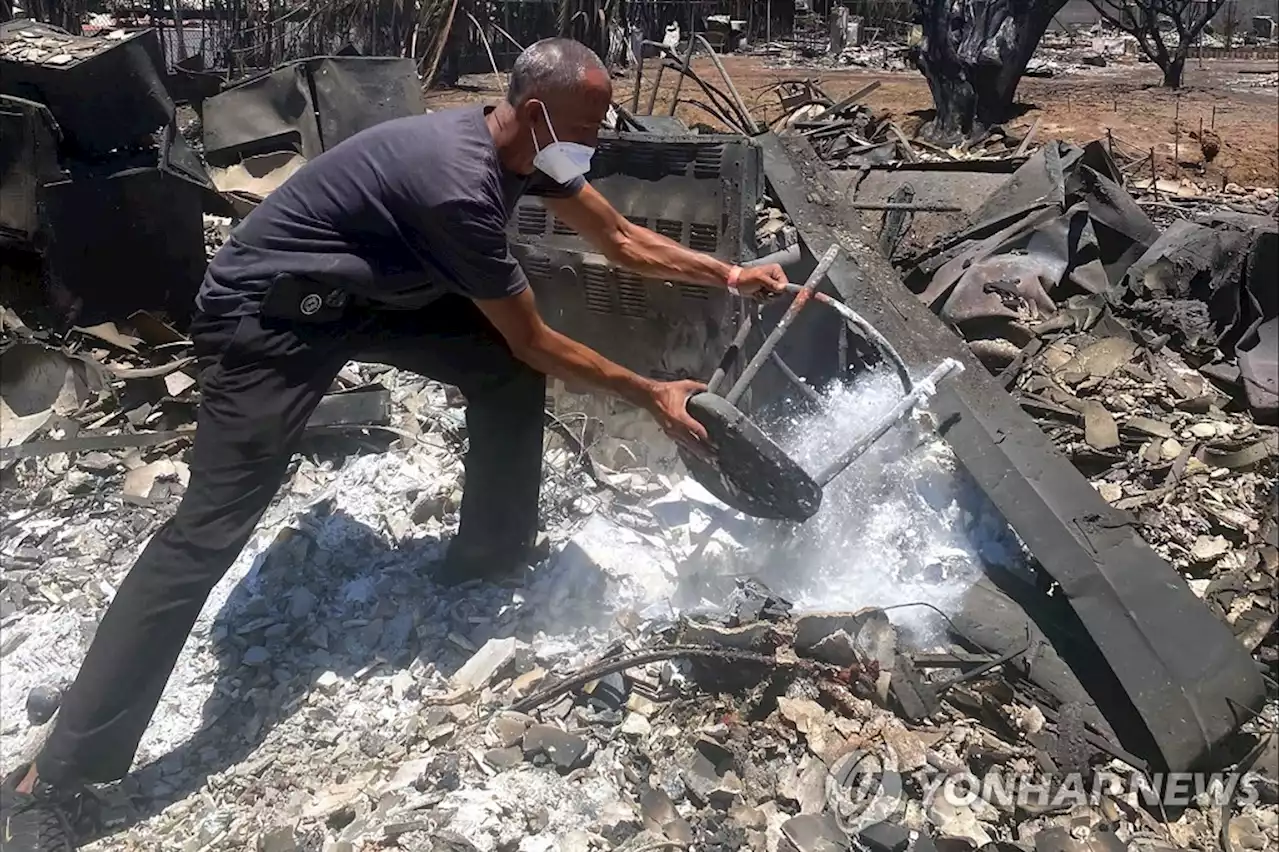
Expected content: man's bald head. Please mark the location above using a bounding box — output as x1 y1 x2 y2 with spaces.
507 37 608 107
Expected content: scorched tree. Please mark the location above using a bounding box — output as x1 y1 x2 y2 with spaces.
1086 0 1227 88
911 0 1068 143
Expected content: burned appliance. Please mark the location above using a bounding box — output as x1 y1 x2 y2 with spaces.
0 22 210 325
0 20 172 158
508 131 762 383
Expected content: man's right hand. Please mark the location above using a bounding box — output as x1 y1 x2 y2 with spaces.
646 379 709 448
475 290 709 449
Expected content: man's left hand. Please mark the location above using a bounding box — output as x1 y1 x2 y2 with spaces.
733 264 789 299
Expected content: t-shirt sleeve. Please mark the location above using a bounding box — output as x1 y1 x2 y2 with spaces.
525 173 586 199
412 197 529 301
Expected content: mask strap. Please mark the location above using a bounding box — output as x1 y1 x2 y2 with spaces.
537 101 560 144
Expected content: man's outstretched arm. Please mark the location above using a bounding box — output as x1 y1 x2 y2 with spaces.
473 288 708 446
543 184 789 297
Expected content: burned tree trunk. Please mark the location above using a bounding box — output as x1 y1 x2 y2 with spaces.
1088 0 1225 90
912 0 1066 143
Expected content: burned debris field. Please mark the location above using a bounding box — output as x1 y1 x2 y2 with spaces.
0 6 1277 852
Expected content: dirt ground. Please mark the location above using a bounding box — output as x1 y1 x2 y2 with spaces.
425 54 1280 186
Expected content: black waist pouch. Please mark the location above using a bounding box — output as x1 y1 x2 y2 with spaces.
259 274 352 323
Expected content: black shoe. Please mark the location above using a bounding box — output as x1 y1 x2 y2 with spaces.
0 767 81 851
433 550 528 587
434 533 551 587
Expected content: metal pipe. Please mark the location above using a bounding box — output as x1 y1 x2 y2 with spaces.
724 244 841 406
668 34 697 117
770 351 825 406
741 243 803 269
630 51 645 114
706 312 755 396
806 289 913 394
816 358 963 486
691 34 757 133
645 59 665 115
844 202 964 212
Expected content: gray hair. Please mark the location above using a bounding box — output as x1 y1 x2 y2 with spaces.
507 37 606 106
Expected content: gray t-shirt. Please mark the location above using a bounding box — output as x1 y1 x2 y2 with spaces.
198 105 584 316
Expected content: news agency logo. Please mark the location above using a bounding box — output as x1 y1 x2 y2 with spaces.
920 769 1260 812
823 737 1261 828
825 742 905 834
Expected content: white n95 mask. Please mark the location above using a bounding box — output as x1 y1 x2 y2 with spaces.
531 102 594 184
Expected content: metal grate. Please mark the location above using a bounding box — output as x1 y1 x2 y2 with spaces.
693 146 725 179
679 284 709 302
659 148 697 176
655 219 683 243
581 264 614 315
689 223 719 252
615 270 649 319
522 254 552 283
516 205 547 236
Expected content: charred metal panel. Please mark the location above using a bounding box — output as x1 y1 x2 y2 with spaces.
760 131 1265 773
202 57 422 166
41 159 207 324
202 62 320 165
28 132 209 325
0 21 173 157
0 95 63 247
510 133 760 381
309 57 423 152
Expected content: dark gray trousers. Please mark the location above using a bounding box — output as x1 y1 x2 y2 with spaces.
36 296 546 786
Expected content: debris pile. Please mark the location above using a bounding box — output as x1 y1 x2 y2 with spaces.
770 80 1035 168
892 138 1277 686
0 25 120 65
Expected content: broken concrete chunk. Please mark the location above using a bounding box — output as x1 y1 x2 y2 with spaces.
482 746 523 770
258 825 299 852
778 697 829 736
683 620 778 652
810 629 859 667
1125 416 1175 439
450 636 517 692
288 587 318 620
620 713 652 737
122 459 190 503
853 610 898 671
1082 401 1120 450
881 725 928 771
489 712 532 748
780 813 852 852
1063 338 1137 379
243 646 271 666
522 724 589 772
640 788 694 843
1190 535 1231 563
794 610 877 656
928 798 992 847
